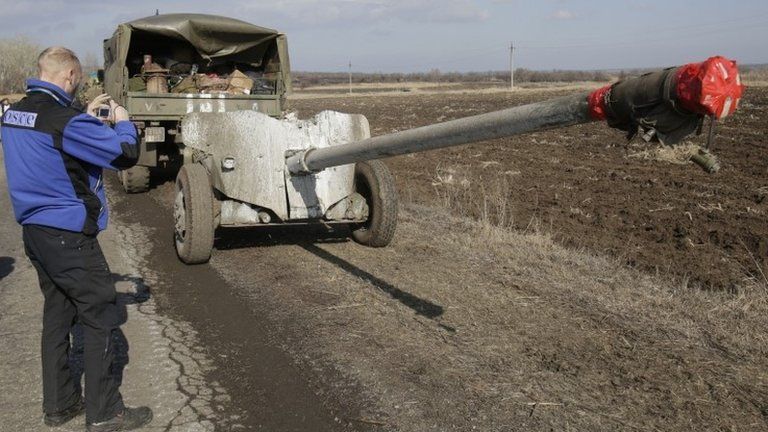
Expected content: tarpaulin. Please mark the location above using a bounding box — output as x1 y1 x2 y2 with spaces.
124 14 280 60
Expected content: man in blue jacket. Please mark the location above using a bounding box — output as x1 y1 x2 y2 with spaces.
0 47 152 431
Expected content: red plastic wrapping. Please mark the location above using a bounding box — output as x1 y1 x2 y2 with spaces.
587 84 611 120
587 56 744 122
675 56 744 119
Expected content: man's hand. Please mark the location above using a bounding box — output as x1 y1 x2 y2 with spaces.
110 99 129 123
86 93 111 118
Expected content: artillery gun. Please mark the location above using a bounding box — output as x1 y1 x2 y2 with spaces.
176 56 743 264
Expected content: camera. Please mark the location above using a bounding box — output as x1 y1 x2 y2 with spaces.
97 105 111 119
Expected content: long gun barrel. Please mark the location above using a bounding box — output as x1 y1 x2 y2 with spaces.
287 93 589 174
287 56 743 175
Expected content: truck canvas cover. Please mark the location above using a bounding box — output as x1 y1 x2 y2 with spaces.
122 14 280 60
103 13 292 116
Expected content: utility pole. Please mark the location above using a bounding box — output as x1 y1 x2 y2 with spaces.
348 61 353 95
509 41 515 90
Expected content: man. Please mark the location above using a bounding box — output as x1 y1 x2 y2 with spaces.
0 47 152 431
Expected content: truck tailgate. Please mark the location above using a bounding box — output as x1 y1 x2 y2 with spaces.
126 92 282 120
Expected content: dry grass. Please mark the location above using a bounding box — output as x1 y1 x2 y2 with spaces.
626 142 702 165
429 163 520 230
0 37 40 94
0 94 23 102
358 204 768 430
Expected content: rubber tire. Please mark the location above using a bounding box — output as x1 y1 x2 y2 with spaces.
351 160 398 247
119 166 150 194
174 164 215 264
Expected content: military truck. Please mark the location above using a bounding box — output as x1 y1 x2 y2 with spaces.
102 14 292 192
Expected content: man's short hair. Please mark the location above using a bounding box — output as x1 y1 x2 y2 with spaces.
37 47 81 76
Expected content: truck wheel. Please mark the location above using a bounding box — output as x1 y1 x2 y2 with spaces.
118 166 150 193
174 164 215 264
351 160 398 247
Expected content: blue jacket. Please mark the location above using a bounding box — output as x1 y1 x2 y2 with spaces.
0 79 139 234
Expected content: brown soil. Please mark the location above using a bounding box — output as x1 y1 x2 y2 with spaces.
289 86 768 291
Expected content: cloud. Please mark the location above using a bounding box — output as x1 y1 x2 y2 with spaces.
628 1 655 11
0 0 490 37
239 0 489 27
427 2 490 23
549 9 576 20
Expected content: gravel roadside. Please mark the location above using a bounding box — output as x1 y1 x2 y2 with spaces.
0 148 227 432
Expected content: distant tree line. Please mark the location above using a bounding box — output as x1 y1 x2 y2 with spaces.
740 64 768 80
293 68 614 88
294 64 768 88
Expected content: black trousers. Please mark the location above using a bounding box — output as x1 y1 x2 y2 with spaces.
22 224 124 424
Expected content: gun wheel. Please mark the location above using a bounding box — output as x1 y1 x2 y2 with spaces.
351 160 398 247
174 163 215 264
118 166 150 193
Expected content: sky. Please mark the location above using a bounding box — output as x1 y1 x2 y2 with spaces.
0 0 766 73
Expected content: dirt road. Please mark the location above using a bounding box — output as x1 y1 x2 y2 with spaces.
106 177 359 432
0 150 231 431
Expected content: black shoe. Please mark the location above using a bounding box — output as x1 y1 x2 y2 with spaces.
43 395 85 427
86 406 153 432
